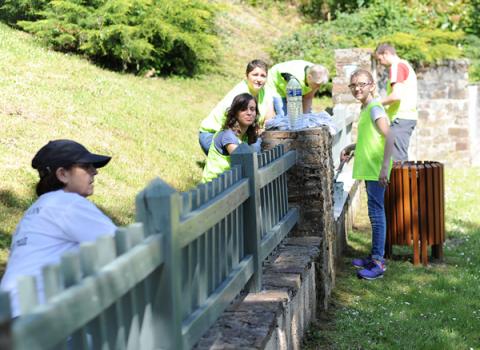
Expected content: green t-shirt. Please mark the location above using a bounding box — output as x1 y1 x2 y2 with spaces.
266 60 314 98
352 100 392 180
199 80 271 133
201 130 243 183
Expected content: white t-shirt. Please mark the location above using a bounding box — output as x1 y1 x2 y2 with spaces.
0 190 116 317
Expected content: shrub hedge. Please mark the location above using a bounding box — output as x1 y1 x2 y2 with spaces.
270 0 480 82
0 0 219 76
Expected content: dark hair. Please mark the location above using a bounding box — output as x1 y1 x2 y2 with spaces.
223 93 259 145
35 165 72 196
246 59 268 76
375 43 396 55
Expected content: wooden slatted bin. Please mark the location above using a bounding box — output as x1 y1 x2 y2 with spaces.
384 161 445 265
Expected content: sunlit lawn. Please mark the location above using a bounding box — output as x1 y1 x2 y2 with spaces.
304 167 480 350
0 4 304 272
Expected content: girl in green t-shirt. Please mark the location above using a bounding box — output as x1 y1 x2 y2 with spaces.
202 93 259 183
340 69 394 280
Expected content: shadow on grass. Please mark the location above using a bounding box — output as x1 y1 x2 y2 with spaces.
305 219 480 349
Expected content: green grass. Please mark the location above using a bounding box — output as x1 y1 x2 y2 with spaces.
0 3 305 272
304 167 480 350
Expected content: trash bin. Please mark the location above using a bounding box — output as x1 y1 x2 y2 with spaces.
384 161 445 265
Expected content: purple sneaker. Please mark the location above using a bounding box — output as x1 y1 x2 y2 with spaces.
357 260 386 280
352 256 372 268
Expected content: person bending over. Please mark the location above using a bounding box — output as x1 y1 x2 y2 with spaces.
0 139 116 317
266 60 329 117
202 93 259 183
199 59 274 155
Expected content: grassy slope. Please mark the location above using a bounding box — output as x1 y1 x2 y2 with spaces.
0 3 300 268
304 167 480 350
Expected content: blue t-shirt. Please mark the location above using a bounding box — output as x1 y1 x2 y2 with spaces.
214 129 240 155
370 105 386 123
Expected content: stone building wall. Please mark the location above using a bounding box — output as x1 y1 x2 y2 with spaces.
333 49 478 166
412 60 471 165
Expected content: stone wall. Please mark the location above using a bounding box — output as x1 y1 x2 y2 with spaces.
333 49 479 166
262 128 335 310
412 60 471 165
195 237 321 350
195 127 361 349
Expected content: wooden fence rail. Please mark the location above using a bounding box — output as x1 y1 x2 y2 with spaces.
3 143 298 350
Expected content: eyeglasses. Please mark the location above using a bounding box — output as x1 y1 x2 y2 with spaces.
348 82 372 90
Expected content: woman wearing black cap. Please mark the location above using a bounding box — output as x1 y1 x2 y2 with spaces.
0 139 116 317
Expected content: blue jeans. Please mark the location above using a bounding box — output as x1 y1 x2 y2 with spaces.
199 132 214 155
273 96 287 117
365 181 386 261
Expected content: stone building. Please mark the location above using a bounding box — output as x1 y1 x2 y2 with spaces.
333 48 480 166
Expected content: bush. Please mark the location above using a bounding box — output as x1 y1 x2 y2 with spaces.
0 0 48 24
4 0 219 76
270 0 466 82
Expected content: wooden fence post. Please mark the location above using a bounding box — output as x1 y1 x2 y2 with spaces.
0 292 12 350
231 144 262 292
136 178 183 350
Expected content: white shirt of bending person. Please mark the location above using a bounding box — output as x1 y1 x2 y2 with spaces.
0 189 116 317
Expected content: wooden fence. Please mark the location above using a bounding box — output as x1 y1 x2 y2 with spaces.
1 143 298 350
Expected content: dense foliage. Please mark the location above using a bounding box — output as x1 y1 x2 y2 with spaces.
270 0 480 81
0 0 219 76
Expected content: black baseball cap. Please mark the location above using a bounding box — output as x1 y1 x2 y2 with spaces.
32 139 111 176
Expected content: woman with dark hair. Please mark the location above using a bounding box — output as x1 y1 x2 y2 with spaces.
198 59 274 154
201 93 259 183
0 139 116 317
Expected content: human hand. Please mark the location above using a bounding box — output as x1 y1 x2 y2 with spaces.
340 144 355 163
379 166 389 187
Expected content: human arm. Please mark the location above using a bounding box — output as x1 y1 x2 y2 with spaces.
62 196 116 242
381 82 402 106
375 116 394 187
216 129 240 155
226 143 239 154
340 143 356 163
381 62 409 107
302 90 317 113
263 99 275 124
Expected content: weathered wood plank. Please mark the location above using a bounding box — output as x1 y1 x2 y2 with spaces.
231 144 262 292
257 150 296 188
12 234 164 350
181 257 254 350
0 292 13 350
177 179 250 249
260 208 299 261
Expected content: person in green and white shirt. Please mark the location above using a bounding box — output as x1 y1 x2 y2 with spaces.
202 93 259 183
266 60 329 117
340 69 394 280
199 60 274 155
375 43 418 161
